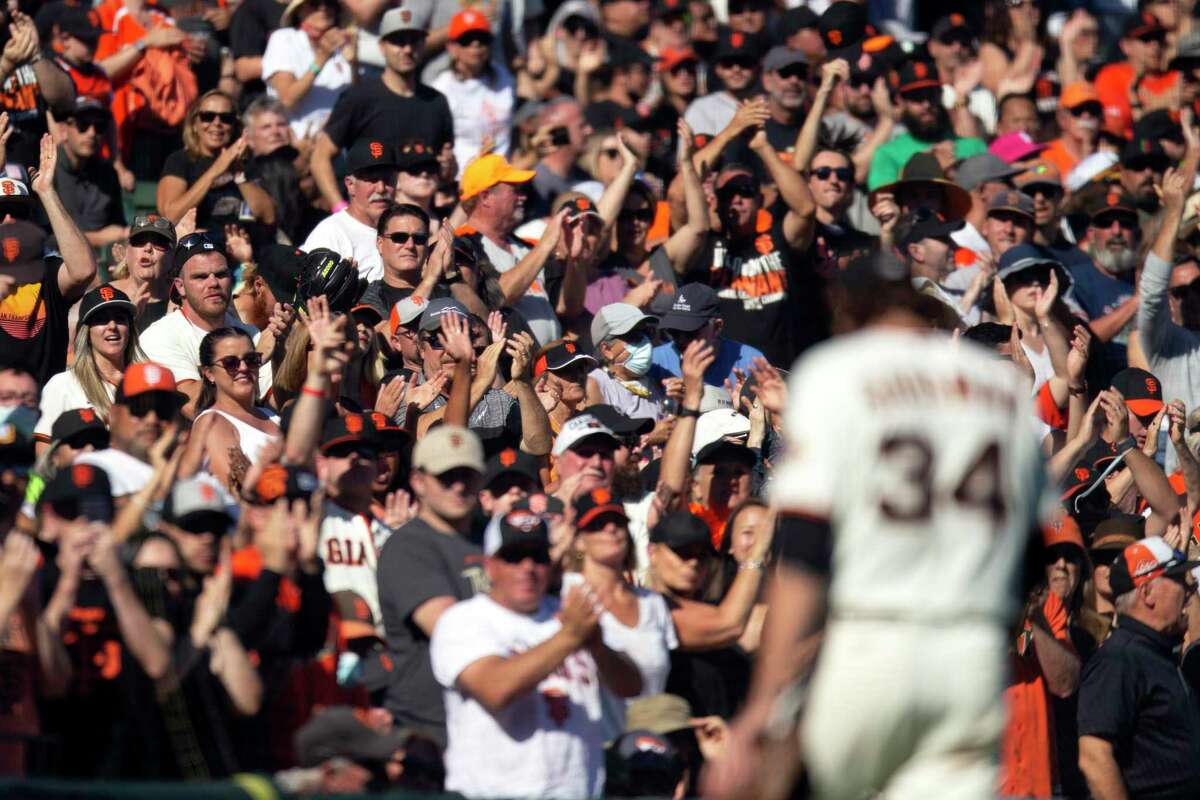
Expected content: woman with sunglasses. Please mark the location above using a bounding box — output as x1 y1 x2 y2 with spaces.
158 90 276 229
178 328 281 493
263 0 354 138
36 284 144 455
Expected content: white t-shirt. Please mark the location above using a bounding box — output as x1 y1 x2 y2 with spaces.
261 27 353 138
771 329 1047 624
431 593 606 800
431 67 516 179
302 210 384 283
140 310 271 397
35 371 112 440
561 572 677 741
74 448 154 497
319 501 393 633
478 234 561 346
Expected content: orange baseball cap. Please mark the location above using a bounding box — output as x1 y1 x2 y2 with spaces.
658 47 699 72
115 362 186 403
1060 82 1100 110
460 153 536 200
449 9 491 41
1043 512 1084 550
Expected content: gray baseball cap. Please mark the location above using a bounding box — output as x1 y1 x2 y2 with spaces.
762 46 807 73
380 6 428 38
955 153 1022 192
986 189 1036 222
164 475 235 530
418 297 470 332
590 302 657 344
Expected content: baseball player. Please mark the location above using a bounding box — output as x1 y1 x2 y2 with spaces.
704 258 1049 800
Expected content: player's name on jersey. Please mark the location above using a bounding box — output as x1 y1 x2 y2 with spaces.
864 370 1021 412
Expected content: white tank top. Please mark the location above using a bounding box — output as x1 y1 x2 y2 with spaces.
194 407 281 467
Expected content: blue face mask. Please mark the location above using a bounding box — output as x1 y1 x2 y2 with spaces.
621 337 653 377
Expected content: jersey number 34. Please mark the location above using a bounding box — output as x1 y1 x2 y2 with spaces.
877 434 1008 530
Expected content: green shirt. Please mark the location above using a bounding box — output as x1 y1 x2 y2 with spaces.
867 132 988 190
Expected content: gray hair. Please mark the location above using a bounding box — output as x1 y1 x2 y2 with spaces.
243 95 288 129
1114 590 1137 614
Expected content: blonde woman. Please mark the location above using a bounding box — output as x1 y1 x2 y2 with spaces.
36 285 144 455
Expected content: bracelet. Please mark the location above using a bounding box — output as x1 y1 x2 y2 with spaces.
301 385 324 398
678 406 700 418
331 200 349 213
1068 384 1086 397
309 62 321 75
739 559 765 571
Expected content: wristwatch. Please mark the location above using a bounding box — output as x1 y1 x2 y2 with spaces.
134 39 147 54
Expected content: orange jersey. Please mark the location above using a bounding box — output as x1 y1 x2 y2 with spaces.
1094 62 1180 138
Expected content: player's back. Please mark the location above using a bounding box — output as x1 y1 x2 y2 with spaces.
774 328 1045 625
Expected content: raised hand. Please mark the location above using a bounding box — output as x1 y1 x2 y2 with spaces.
535 374 562 412
681 338 716 395
374 374 407 418
486 310 508 343
820 58 849 90
215 134 249 174
1161 166 1189 215
1034 268 1059 320
731 97 770 136
424 224 454 284
1142 407 1167 457
0 532 39 597
1100 389 1130 442
676 118 696 164
748 357 787 414
176 207 198 238
438 311 475 364
191 540 234 645
382 489 417 529
302 294 350 378
615 130 638 171
1168 399 1188 446
407 371 448 409
224 224 253 264
559 582 602 647
506 331 536 381
30 134 57 196
622 277 663 309
1067 325 1091 387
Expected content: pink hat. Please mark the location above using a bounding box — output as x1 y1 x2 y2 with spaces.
988 132 1046 165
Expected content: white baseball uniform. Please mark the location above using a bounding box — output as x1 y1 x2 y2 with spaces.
772 328 1048 800
319 501 393 633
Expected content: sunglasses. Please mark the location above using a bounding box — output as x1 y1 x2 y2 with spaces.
125 393 180 420
384 231 430 246
1091 213 1137 231
776 65 808 81
669 62 697 76
572 443 616 459
1069 103 1102 119
810 166 852 181
717 180 758 201
717 58 755 71
497 546 551 565
383 31 426 48
1043 542 1082 564
619 207 654 223
325 442 379 460
196 110 237 125
670 543 712 561
902 89 941 105
400 164 437 177
457 32 493 47
87 307 131 327
563 17 599 37
1026 184 1064 201
63 432 110 451
1138 31 1167 45
211 352 264 373
70 114 109 133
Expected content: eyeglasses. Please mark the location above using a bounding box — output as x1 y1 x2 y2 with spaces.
196 110 237 125
457 32 493 48
619 207 654 223
70 114 109 133
384 231 430 246
810 166 852 182
124 393 180 420
211 352 264 373
496 547 551 565
324 442 379 460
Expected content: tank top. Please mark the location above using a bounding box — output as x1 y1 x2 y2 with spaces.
194 407 281 468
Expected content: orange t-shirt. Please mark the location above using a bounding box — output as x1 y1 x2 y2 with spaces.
1039 139 1078 185
1093 62 1180 138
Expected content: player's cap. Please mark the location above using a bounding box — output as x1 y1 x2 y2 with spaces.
559 195 602 223
484 508 551 557
533 340 596 378
1124 136 1172 173
50 408 108 446
40 463 114 522
1014 160 1062 192
591 303 657 344
989 132 1045 165
350 303 384 327
779 6 819 38
412 425 484 475
460 153 536 201
320 412 377 452
649 511 712 552
573 487 627 529
78 283 136 327
957 154 1022 192
114 362 188 406
1135 110 1185 145
250 462 320 505
1110 367 1164 420
482 447 542 490
1108 536 1199 596
624 693 693 735
163 475 235 532
448 8 491 41
379 5 428 38
418 297 470 333
345 139 398 175
584 405 655 438
658 284 719 333
653 0 689 20
552 413 620 456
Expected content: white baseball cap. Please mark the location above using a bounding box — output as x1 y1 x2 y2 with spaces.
552 413 619 456
691 409 751 458
590 303 656 345
0 177 30 201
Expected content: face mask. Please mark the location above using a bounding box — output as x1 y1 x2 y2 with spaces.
621 338 653 377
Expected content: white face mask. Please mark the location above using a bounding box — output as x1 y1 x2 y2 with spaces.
620 337 653 377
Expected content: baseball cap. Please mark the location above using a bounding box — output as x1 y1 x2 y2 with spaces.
163 475 234 531
658 47 699 72
78 284 135 327
389 294 428 334
1110 367 1164 419
482 446 542 490
625 694 692 735
344 139 397 175
50 408 108 445
174 231 226 276
1089 524 1141 566
713 28 767 63
41 463 114 521
129 213 177 246
888 60 940 94
114 362 187 405
484 508 551 557
533 340 596 377
255 245 305 305
610 730 681 776
250 462 320 504
930 13 971 43
779 7 819 38
653 0 688 19
573 486 627 529
586 404 654 438
449 8 491 40
66 96 108 120
320 413 377 452
692 409 751 456
1044 512 1085 550
460 153 536 201
1060 82 1101 111
418 296 470 332
0 176 29 203
368 411 412 452
1135 110 1185 144
412 425 484 474
395 140 439 174
295 705 417 768
1085 187 1139 221
819 1 870 52
894 208 964 246
0 405 36 467
1124 137 1172 172
58 6 104 43
558 195 602 223
552 413 619 456
649 511 712 552
379 6 427 38
0 220 47 284
996 243 1074 293
957 154 1022 192
1108 536 1198 596
989 132 1045 165
987 190 1036 222
1014 160 1062 191
590 303 656 344
659 284 718 333
762 46 807 74
1123 10 1165 40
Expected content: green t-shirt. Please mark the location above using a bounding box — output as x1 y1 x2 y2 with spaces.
867 132 988 190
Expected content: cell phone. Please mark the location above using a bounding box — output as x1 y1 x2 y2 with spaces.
550 126 570 147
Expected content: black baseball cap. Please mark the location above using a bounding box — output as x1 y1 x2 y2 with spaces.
533 340 597 377
396 140 439 173
250 462 320 504
50 408 109 445
819 1 871 52
368 411 413 452
1111 367 1164 421
713 28 767 64
256 245 305 305
888 59 941 94
650 511 712 551
1123 137 1172 172
1134 110 1185 144
894 208 964 246
1085 187 1140 221
345 139 398 175
129 213 177 247
483 447 543 490
573 487 627 529
320 413 378 452
41 463 114 522
779 6 819 38
78 283 136 326
695 439 757 468
485 508 551 557
585 404 655 437
930 13 971 44
658 284 719 333
58 6 103 43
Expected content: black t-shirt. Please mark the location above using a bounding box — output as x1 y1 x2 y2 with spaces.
229 0 284 102
323 79 454 155
692 210 824 367
0 60 54 170
807 219 877 279
0 250 72 385
1077 615 1200 799
162 149 248 231
376 518 485 741
722 118 802 176
53 151 126 233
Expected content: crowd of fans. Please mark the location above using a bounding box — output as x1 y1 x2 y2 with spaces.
4 0 1200 797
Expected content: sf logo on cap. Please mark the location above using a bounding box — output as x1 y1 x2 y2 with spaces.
370 142 384 158
99 286 115 301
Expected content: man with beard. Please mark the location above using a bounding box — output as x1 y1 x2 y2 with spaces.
1070 189 1141 374
110 214 177 332
867 60 987 190
303 138 400 283
1120 137 1171 220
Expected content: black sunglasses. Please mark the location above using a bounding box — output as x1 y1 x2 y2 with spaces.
63 432 110 451
383 31 427 48
457 32 493 47
497 547 551 565
325 442 379 460
1026 184 1063 201
810 166 852 181
211 352 264 373
717 58 755 70
670 543 713 561
717 179 758 201
563 17 599 37
124 393 180 420
196 110 237 125
1091 213 1137 231
776 65 808 81
384 231 430 246
669 62 697 75
572 442 616 459
619 207 654 223
70 114 109 133
1069 103 1102 118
